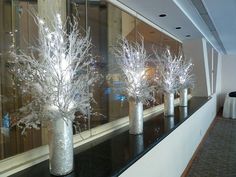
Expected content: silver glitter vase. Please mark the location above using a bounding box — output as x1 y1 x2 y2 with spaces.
129 99 143 135
164 92 174 116
49 119 73 176
179 88 188 107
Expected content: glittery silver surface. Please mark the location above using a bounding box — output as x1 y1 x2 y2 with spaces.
49 119 73 176
179 88 188 107
164 92 174 116
129 100 143 134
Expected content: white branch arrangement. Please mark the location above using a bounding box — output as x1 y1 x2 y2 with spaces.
153 47 194 93
113 36 155 104
153 48 181 93
10 13 98 133
178 56 194 89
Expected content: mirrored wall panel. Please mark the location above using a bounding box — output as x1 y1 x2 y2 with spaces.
0 0 182 160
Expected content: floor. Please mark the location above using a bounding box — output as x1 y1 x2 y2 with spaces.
186 115 236 177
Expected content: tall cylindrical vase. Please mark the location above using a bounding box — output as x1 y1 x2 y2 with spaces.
179 88 188 107
164 92 174 116
129 99 143 135
49 119 73 176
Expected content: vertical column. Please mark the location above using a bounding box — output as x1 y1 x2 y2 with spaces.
0 0 17 158
121 11 135 38
0 0 3 120
107 3 121 69
216 54 222 108
207 43 213 95
107 4 122 121
0 0 3 159
212 49 218 94
183 38 211 97
38 0 67 145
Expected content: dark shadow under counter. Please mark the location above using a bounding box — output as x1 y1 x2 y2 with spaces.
9 97 210 177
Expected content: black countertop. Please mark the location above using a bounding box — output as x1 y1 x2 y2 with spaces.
10 97 209 177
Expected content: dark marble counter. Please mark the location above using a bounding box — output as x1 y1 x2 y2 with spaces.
10 97 209 177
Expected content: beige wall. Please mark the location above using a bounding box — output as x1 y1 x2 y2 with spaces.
183 38 211 97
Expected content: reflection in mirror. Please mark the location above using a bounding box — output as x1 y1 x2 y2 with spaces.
129 134 144 156
0 0 42 160
179 106 188 120
0 0 182 160
164 116 175 132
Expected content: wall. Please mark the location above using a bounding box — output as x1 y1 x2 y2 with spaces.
215 54 222 108
120 95 217 177
183 37 222 108
183 38 211 97
221 55 236 104
120 35 222 177
0 0 3 159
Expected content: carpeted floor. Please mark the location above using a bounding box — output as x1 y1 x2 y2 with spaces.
186 117 236 177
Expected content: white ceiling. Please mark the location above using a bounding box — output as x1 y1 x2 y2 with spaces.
117 0 203 40
201 0 236 55
118 0 236 55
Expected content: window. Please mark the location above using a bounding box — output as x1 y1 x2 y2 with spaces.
0 0 182 160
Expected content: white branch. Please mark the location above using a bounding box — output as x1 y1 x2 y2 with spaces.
10 13 99 131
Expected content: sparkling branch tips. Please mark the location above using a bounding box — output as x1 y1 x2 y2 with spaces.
10 13 99 133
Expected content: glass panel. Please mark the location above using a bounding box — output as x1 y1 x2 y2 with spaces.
135 19 182 102
0 0 42 160
0 0 182 160
86 2 137 125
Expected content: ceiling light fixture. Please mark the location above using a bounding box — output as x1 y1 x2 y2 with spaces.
159 14 167 17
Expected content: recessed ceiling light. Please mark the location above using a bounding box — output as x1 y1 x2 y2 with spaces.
186 34 191 37
159 14 167 17
175 27 181 29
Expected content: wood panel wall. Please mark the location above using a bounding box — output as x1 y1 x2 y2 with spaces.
0 1 42 160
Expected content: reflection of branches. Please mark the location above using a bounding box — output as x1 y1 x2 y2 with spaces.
10 13 98 133
113 36 155 104
74 111 106 134
0 95 10 104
